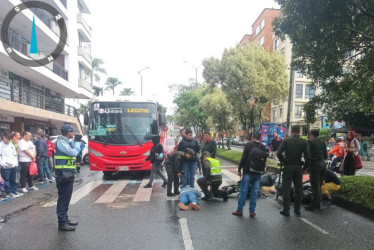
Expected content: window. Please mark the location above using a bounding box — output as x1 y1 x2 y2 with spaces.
79 64 85 79
272 109 277 122
280 108 283 119
305 85 315 99
275 39 280 50
261 19 265 29
255 25 260 35
260 36 264 46
295 105 302 119
295 84 303 98
296 70 303 78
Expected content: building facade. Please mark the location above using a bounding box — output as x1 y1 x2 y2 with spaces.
0 0 92 136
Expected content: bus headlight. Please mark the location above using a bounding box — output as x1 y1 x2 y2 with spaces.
143 150 151 156
89 148 103 157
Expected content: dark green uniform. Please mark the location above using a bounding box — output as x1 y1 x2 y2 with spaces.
277 135 311 213
164 151 183 195
308 138 328 209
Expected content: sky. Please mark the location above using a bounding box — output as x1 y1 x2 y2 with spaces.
87 0 280 114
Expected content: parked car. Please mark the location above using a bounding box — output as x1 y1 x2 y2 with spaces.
238 140 249 146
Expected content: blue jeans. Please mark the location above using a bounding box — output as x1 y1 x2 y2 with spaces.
237 173 261 213
179 191 198 205
1 167 18 194
181 161 197 188
330 157 343 171
37 157 52 181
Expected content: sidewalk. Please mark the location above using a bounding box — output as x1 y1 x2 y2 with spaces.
358 160 374 176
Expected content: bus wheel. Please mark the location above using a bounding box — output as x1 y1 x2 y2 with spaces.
103 171 112 179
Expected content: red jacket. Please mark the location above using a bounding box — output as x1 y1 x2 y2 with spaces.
47 141 55 157
329 142 344 158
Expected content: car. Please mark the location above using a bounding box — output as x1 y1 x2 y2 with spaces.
164 137 176 158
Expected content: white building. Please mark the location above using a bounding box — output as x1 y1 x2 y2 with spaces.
0 0 92 136
271 36 322 135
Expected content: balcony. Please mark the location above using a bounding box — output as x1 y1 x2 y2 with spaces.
0 24 68 80
78 78 92 93
78 46 92 65
77 14 92 37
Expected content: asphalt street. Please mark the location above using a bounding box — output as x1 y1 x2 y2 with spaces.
0 157 373 250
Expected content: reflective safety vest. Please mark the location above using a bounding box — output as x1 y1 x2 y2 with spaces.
206 157 221 176
55 139 76 170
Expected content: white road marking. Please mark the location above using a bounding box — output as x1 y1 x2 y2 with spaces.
95 180 128 203
221 169 240 182
179 218 194 250
71 180 103 204
300 217 329 235
133 179 152 202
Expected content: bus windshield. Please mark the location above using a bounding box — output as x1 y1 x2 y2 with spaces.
88 102 158 145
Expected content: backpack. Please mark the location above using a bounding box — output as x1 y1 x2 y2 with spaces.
248 143 267 173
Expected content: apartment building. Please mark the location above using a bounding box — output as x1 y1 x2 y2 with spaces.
0 0 92 136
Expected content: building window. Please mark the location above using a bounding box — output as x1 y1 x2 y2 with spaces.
295 84 303 98
272 109 277 122
261 19 265 29
295 105 302 119
78 1 84 13
280 108 283 119
305 85 315 99
260 36 264 46
275 39 280 50
79 64 85 79
296 70 303 78
255 25 260 35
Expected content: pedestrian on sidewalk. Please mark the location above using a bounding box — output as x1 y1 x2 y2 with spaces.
10 131 21 185
18 131 38 193
306 130 328 211
144 136 167 188
35 132 53 183
0 133 23 198
342 131 360 176
270 132 282 162
45 134 55 173
178 187 201 211
232 132 267 217
200 131 217 176
277 125 311 216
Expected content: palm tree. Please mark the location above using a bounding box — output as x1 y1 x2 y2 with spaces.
105 77 122 95
92 86 104 97
119 88 135 96
85 58 107 85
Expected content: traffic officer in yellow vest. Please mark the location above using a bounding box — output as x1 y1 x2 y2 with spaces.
197 151 228 201
55 124 83 231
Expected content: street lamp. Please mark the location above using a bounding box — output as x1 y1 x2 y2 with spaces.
137 67 150 96
183 61 198 84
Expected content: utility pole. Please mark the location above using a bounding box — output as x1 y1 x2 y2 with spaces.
286 67 294 136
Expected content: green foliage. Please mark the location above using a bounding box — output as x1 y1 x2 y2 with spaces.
333 176 374 211
92 86 104 97
203 43 288 133
216 148 279 168
119 88 135 96
105 77 122 96
274 0 374 130
319 128 331 143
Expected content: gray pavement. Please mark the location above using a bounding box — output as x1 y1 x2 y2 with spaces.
0 159 373 250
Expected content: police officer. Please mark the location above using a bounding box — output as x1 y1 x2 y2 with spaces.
55 124 82 231
306 130 328 211
164 149 194 197
197 151 228 201
277 125 311 216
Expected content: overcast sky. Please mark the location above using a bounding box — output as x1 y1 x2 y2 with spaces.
88 0 279 114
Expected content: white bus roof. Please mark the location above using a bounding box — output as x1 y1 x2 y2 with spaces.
92 96 157 104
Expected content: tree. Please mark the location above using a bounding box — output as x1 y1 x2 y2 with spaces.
92 86 104 97
200 88 235 149
119 88 135 96
104 77 122 96
273 0 374 130
203 43 288 134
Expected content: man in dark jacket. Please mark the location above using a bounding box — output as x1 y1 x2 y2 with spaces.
270 132 282 162
165 149 194 196
200 131 217 176
145 136 167 188
277 125 311 216
306 130 328 211
35 132 53 183
177 129 200 188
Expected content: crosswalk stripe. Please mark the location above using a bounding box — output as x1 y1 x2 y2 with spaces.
221 169 240 182
95 180 128 203
71 180 103 204
133 179 152 202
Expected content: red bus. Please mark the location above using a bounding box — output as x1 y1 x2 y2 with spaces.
84 97 166 178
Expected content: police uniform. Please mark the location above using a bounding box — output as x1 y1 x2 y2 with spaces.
55 126 81 231
308 137 328 210
197 157 227 200
164 151 184 196
277 135 311 215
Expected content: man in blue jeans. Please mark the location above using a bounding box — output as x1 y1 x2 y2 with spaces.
178 187 201 211
232 132 266 217
35 132 53 183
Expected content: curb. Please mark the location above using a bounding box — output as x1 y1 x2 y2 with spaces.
331 196 374 221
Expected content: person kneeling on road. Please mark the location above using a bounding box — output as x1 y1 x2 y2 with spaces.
165 149 194 197
197 151 228 201
178 187 201 211
321 169 341 205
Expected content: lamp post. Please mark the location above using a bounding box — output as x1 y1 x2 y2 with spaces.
183 61 198 84
137 67 150 96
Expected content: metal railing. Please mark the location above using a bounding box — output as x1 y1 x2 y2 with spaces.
53 62 69 80
20 0 53 30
